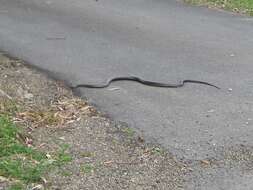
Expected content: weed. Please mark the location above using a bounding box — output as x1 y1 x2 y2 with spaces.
122 127 135 137
0 99 19 116
80 151 94 158
61 170 72 177
54 144 72 166
81 164 94 174
151 147 165 155
7 183 23 190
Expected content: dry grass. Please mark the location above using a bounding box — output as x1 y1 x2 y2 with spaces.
15 97 95 128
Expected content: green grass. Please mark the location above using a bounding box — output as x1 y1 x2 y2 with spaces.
151 147 166 156
0 116 48 183
185 0 253 16
0 99 19 117
0 116 72 189
7 183 23 190
60 170 72 177
54 144 73 166
81 164 94 174
121 127 135 137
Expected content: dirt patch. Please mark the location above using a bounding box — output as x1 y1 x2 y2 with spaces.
184 144 253 189
0 54 189 189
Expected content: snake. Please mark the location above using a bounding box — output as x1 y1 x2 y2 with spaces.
70 76 220 89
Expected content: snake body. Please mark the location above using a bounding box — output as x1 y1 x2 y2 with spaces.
70 76 220 89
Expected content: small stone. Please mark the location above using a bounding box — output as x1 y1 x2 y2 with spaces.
201 160 210 165
31 184 44 190
0 176 8 182
137 136 145 143
24 93 34 99
17 87 34 99
233 8 239 12
46 153 52 159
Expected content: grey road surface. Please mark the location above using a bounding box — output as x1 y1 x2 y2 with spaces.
1 0 253 189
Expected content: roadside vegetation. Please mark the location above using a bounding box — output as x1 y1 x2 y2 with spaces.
185 0 253 16
0 56 78 189
0 114 72 189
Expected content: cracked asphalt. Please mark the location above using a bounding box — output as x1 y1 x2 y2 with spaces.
0 0 253 189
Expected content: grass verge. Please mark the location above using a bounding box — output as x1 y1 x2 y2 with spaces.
0 115 72 189
185 0 253 16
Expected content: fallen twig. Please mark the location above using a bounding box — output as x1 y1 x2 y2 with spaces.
0 88 12 100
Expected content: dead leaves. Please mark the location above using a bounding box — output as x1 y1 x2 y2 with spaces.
200 159 210 165
16 97 96 128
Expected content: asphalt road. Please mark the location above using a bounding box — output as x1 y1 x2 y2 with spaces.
1 0 253 189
